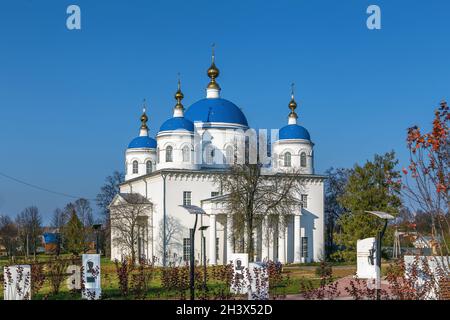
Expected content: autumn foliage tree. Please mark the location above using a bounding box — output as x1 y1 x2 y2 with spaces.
401 101 450 257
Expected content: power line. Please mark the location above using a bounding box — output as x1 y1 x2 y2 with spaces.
0 171 96 201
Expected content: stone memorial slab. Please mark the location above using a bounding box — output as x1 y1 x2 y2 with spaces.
66 265 81 290
230 253 249 295
248 262 269 300
356 237 378 280
3 265 31 300
82 254 101 300
404 255 450 300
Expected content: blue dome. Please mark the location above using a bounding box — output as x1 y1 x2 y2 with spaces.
159 117 194 132
185 98 248 126
279 124 311 141
128 136 157 149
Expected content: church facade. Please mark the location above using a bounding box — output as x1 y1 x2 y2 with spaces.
109 53 325 266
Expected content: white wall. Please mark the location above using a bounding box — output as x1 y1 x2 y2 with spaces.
113 170 325 265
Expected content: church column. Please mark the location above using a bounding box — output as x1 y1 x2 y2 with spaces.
243 221 248 254
294 214 301 263
278 216 286 264
261 216 269 262
209 214 217 265
254 222 260 262
226 214 233 263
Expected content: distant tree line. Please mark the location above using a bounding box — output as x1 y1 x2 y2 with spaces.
0 171 124 260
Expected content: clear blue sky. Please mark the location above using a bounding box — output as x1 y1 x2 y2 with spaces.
0 0 449 223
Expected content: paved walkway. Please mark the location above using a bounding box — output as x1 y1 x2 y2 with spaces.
285 276 392 300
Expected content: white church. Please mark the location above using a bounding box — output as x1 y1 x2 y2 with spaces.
110 52 325 266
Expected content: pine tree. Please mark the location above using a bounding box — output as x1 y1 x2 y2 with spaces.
333 151 402 261
63 209 86 255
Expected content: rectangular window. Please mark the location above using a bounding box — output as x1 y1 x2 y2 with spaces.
183 238 191 261
211 191 220 197
301 237 308 258
301 194 308 208
216 237 219 259
183 191 192 206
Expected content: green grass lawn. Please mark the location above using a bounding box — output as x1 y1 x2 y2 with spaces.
0 255 357 300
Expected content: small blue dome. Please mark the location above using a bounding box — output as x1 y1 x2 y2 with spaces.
128 136 157 149
159 117 194 132
279 124 311 140
185 98 248 126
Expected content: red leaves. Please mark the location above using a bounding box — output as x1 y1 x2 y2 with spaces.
436 183 447 194
405 101 449 193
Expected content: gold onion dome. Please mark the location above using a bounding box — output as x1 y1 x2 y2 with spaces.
207 44 220 90
141 99 148 129
174 78 184 110
289 84 298 118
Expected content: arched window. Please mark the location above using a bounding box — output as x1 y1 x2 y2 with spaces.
182 145 190 162
166 146 173 162
157 148 160 163
225 146 234 164
205 146 215 164
146 161 152 174
300 152 307 167
284 152 291 167
132 161 138 174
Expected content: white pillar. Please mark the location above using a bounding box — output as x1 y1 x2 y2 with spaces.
243 221 248 251
254 223 260 262
261 216 269 262
209 214 217 265
226 214 233 263
278 216 286 264
294 214 301 263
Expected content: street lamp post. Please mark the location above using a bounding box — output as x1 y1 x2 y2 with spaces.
93 224 102 255
365 211 395 300
199 225 209 292
189 213 199 301
179 204 206 301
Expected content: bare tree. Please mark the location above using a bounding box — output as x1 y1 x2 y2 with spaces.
96 171 124 257
15 206 42 259
74 198 94 227
158 216 182 265
51 208 68 231
50 208 67 255
96 171 125 220
110 193 151 264
215 163 305 261
0 215 18 258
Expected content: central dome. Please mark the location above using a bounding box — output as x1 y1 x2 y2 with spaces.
185 98 248 126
